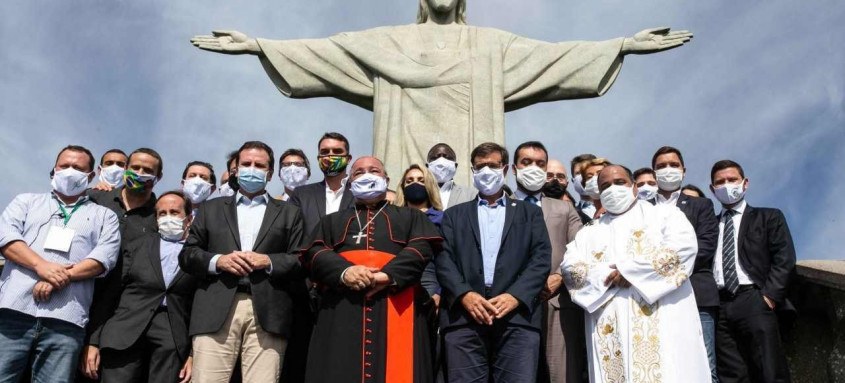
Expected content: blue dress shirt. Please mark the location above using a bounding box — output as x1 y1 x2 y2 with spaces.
478 196 507 287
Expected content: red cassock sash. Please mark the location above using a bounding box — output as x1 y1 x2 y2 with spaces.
340 250 414 383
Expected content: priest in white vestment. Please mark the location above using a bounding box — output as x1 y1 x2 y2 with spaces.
561 165 709 383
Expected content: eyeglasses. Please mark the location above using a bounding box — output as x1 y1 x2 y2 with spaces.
546 172 567 181
281 161 306 167
472 163 504 172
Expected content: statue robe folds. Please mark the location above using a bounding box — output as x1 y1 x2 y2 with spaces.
561 201 710 383
301 202 442 383
256 25 624 184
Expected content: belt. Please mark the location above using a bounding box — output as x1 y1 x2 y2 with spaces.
236 283 252 295
719 284 756 300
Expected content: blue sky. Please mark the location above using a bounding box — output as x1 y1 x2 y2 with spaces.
1 1 843 260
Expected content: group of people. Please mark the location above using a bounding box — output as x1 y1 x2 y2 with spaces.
0 132 796 383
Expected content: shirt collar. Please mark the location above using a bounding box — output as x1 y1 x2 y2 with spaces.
477 194 507 207
724 199 747 216
656 190 681 205
51 192 89 208
325 176 349 194
514 188 541 202
439 180 454 192
236 191 269 205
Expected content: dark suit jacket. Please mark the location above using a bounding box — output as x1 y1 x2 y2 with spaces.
90 234 198 361
178 195 305 337
436 197 552 330
289 180 354 240
734 205 796 309
667 194 720 307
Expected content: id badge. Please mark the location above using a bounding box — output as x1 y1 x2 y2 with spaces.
43 226 76 253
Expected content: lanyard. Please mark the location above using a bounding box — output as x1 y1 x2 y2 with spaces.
57 202 83 226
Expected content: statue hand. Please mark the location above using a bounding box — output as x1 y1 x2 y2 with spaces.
622 27 693 55
190 30 260 55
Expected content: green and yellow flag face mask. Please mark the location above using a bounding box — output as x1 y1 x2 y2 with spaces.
319 155 349 177
123 170 157 193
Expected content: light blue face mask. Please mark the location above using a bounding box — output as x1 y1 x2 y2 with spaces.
238 166 268 194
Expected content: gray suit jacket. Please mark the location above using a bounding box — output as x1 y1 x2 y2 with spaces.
541 198 583 309
444 182 477 209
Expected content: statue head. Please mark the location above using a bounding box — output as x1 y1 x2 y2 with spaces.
417 0 467 25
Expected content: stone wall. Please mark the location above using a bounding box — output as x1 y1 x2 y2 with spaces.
785 260 845 383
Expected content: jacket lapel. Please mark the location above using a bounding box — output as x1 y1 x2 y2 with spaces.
145 236 166 287
468 201 481 248
252 198 282 250
318 181 328 217
737 204 754 259
340 186 354 212
223 195 242 250
676 193 692 215
499 198 516 245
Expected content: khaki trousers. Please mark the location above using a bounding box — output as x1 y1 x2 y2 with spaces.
192 293 287 383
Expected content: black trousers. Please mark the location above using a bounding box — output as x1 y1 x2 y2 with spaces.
100 308 185 383
443 322 540 383
716 287 791 383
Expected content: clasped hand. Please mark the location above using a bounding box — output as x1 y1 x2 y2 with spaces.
460 292 520 325
216 251 271 276
342 266 391 299
604 264 631 288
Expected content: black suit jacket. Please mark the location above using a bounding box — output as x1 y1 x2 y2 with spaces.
90 233 198 360
666 194 720 307
178 195 305 337
436 197 551 330
289 180 354 241
734 205 796 308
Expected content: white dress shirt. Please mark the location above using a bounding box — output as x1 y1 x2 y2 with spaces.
439 180 455 208
325 178 348 215
713 200 754 288
655 190 681 206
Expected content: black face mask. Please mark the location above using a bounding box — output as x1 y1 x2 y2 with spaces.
227 171 240 192
403 183 429 204
542 179 566 199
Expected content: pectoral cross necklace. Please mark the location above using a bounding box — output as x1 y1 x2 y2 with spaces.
354 203 389 245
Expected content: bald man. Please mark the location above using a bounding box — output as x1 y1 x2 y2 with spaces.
301 156 443 383
543 159 575 203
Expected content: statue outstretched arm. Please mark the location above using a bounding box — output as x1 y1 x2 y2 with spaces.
621 27 693 55
191 30 261 55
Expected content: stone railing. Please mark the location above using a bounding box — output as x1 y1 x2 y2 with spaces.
785 260 845 383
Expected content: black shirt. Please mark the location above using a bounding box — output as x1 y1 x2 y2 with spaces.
88 188 157 243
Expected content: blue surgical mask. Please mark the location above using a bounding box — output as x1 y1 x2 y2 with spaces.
238 167 268 194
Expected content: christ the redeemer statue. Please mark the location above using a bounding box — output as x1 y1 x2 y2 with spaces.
192 0 692 185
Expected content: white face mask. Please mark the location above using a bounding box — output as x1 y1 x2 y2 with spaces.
182 177 213 204
600 185 636 215
637 184 659 201
217 182 235 197
571 174 586 196
584 176 600 199
427 157 457 184
280 165 309 190
158 215 186 241
98 165 124 187
713 181 746 206
516 165 546 192
472 166 506 196
350 173 388 200
52 168 91 197
655 167 684 192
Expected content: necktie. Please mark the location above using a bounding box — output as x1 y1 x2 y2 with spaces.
525 195 538 205
722 210 739 294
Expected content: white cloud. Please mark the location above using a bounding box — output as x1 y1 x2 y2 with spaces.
1 0 843 260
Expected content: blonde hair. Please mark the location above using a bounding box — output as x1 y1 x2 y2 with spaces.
580 157 613 179
416 0 467 25
394 164 444 211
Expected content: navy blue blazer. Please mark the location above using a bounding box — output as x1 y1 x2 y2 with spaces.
435 197 551 330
